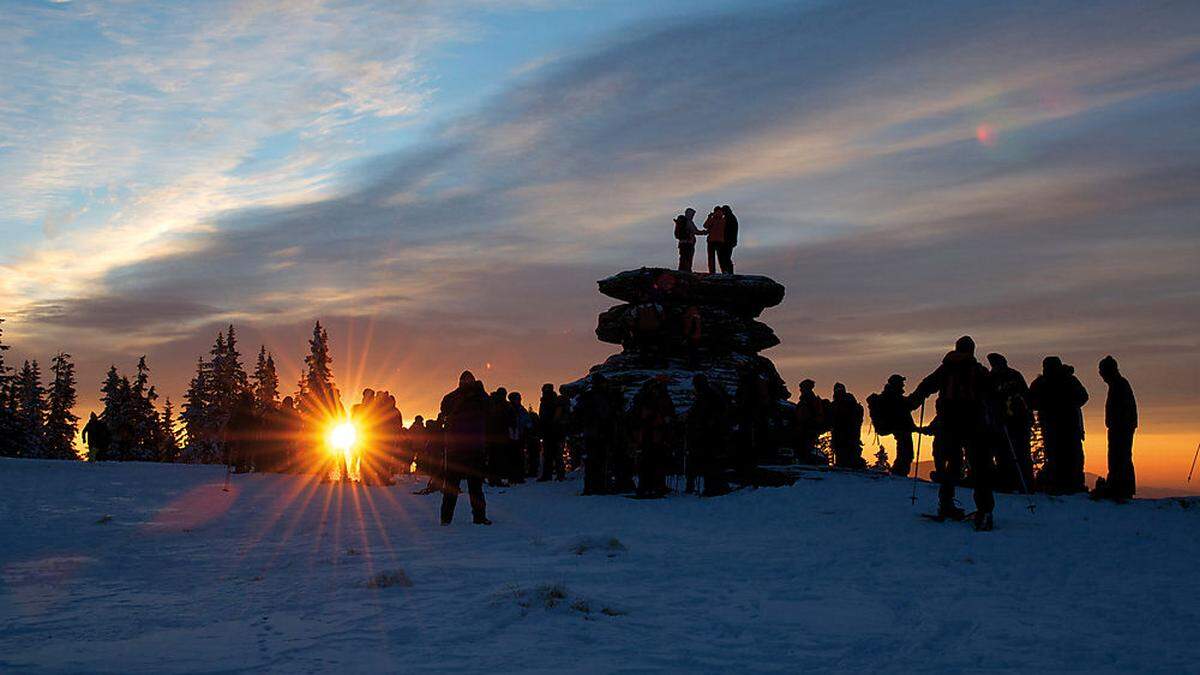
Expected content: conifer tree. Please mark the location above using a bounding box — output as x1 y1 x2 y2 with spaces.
12 360 48 457
300 320 340 417
181 356 217 463
44 352 80 460
253 345 279 413
129 356 163 460
0 318 16 457
99 365 126 460
159 397 181 462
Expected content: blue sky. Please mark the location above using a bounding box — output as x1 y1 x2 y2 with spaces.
1 0 1198 487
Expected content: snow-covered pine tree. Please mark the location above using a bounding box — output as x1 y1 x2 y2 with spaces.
44 352 80 460
0 318 16 457
159 397 181 462
253 345 279 414
12 360 48 457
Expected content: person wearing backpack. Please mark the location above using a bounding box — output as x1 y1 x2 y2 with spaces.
909 336 996 530
986 353 1033 493
866 374 920 476
830 383 866 469
674 208 706 272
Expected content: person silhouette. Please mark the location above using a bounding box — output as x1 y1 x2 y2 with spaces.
909 336 995 530
439 371 490 525
81 412 111 462
718 205 738 274
1093 356 1137 501
703 206 726 274
674 208 706 272
1028 356 1089 494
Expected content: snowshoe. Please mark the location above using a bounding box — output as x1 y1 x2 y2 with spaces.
922 505 968 522
473 517 493 526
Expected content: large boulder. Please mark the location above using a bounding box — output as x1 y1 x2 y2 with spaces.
596 303 779 353
597 268 785 318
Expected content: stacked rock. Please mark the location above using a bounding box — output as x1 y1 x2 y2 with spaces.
562 267 791 414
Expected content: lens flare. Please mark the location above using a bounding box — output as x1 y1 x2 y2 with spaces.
328 422 357 452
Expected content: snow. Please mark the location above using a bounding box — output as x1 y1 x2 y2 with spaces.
2 457 1198 673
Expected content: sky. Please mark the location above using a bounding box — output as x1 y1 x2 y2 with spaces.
1 0 1198 492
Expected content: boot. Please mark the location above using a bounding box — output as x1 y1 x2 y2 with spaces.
938 503 966 521
973 511 994 532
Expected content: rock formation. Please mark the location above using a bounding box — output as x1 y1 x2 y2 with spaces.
562 267 792 417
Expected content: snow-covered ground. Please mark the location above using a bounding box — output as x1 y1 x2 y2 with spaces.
2 458 1197 673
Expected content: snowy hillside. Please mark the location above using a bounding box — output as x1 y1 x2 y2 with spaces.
2 458 1198 673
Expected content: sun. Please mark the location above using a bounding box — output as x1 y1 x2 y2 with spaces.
328 422 357 452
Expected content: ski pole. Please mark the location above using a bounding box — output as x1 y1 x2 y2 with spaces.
1001 425 1036 514
910 401 925 505
1188 441 1200 482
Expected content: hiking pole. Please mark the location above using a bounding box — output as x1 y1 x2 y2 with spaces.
1001 426 1036 514
1188 441 1200 482
910 401 925 505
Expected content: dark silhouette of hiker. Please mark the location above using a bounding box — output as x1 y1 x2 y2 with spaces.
380 392 406 482
910 336 996 530
81 412 111 462
415 417 445 495
867 375 919 476
702 206 726 274
734 371 771 473
793 379 827 464
674 208 706 272
1093 356 1137 501
577 375 621 495
986 353 1034 493
830 383 866 469
1029 356 1089 495
408 414 426 474
485 387 514 487
507 392 530 484
538 384 565 481
687 374 732 496
718 205 738 274
439 371 490 524
632 378 675 498
351 389 380 484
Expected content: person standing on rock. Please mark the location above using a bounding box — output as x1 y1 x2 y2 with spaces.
703 206 726 274
507 391 531 485
718 205 738 274
439 371 491 525
674 208 706 273
909 336 995 530
830 383 866 469
1028 356 1089 494
1092 356 1137 501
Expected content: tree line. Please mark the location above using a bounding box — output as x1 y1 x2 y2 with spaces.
0 318 337 464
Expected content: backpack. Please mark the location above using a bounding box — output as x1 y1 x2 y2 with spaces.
866 393 893 435
673 215 688 241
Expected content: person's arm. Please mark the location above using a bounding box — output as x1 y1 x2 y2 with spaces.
909 366 943 404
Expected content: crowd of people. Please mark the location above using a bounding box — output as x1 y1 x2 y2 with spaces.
156 333 1137 533
797 336 1138 530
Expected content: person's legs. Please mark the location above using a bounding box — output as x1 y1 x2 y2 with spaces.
718 244 734 274
440 471 462 524
933 432 961 512
966 433 995 514
891 432 914 476
678 243 695 272
1107 427 1136 499
467 473 488 522
707 241 718 274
